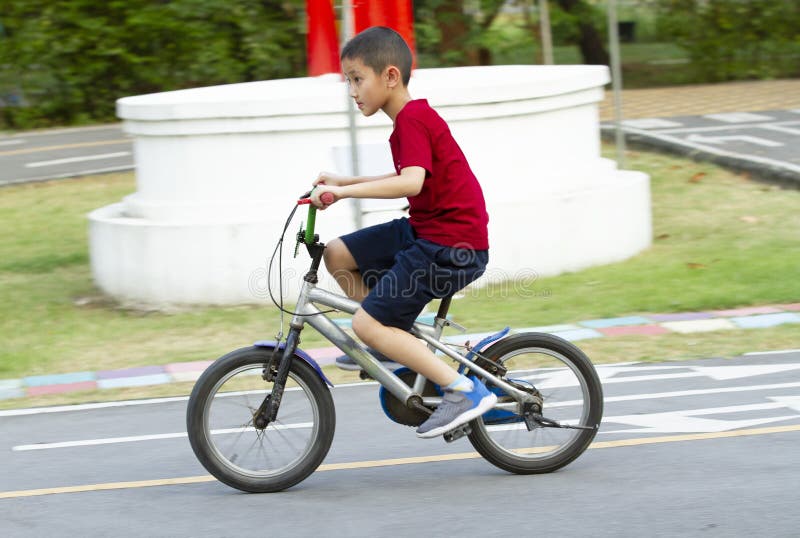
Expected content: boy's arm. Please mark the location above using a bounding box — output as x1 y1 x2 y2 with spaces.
311 167 425 207
314 171 396 187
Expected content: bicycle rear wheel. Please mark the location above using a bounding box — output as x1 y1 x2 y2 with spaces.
186 346 335 492
467 333 603 474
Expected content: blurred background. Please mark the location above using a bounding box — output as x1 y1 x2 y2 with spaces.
1 0 798 130
1 1 798 408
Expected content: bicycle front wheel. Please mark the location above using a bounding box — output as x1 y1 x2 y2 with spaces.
467 333 603 474
186 346 335 492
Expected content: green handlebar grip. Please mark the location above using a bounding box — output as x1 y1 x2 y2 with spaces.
305 204 317 244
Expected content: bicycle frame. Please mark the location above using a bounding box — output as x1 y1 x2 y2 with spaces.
288 254 536 415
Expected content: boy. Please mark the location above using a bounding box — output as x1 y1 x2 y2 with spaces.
309 26 495 439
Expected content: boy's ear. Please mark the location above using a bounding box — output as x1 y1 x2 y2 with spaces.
383 65 402 88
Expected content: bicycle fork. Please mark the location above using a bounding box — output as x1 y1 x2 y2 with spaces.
253 327 301 429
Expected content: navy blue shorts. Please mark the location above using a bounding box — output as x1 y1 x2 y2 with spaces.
339 218 488 331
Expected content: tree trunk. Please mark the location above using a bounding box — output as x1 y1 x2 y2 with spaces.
555 0 610 65
433 0 476 64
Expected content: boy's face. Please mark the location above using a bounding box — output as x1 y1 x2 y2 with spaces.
342 57 389 117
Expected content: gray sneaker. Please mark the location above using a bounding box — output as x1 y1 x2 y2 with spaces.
416 377 498 439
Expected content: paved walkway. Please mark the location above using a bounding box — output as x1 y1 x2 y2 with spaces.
2 303 798 402
599 79 800 120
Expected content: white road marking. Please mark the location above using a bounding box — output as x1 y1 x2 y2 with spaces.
704 112 775 123
601 399 800 434
620 118 683 129
0 396 191 417
0 139 25 147
616 127 800 173
685 134 783 147
644 120 800 135
759 123 800 135
692 363 800 380
3 357 799 418
10 383 800 451
744 349 800 356
5 125 124 137
11 422 313 452
525 363 800 389
547 381 800 408
25 151 131 168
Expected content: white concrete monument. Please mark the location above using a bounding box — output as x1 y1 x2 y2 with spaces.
89 65 651 307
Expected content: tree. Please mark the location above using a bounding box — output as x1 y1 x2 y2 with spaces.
415 0 507 66
553 0 609 65
0 0 305 128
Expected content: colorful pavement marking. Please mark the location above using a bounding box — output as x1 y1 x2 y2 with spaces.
730 313 800 329
660 318 737 334
598 325 671 337
552 328 604 341
3 304 799 401
580 316 652 329
23 372 95 387
27 381 97 396
711 306 784 317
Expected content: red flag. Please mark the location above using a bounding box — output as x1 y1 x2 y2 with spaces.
307 0 341 76
353 0 416 69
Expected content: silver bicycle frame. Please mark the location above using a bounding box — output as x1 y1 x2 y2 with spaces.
291 279 535 412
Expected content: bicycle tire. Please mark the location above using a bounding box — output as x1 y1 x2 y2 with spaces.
186 346 335 492
467 332 603 474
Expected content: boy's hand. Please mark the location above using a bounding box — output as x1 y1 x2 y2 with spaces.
314 172 347 187
310 185 340 209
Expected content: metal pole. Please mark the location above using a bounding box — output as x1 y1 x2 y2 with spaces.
607 0 626 168
342 0 363 229
538 0 554 65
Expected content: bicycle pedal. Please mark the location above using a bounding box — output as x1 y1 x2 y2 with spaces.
443 424 472 443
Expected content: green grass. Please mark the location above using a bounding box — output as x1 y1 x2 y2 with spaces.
0 148 799 392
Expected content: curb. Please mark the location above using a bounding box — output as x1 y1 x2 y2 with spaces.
2 304 799 402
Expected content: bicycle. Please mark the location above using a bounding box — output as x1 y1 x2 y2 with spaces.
186 191 604 493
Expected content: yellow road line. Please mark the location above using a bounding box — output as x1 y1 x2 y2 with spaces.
2 424 799 500
0 139 130 157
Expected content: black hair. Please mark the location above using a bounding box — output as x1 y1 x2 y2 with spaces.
341 26 412 86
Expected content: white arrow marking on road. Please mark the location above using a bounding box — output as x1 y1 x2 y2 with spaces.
691 363 800 381
25 151 131 168
759 124 800 135
523 363 800 389
601 399 800 434
768 396 800 414
685 134 783 147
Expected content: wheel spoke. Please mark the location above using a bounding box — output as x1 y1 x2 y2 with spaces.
192 358 329 487
467 335 602 474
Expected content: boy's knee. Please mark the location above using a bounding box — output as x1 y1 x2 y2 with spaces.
324 238 356 273
352 308 382 343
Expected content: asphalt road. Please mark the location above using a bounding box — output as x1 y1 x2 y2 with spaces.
603 109 800 186
0 124 132 186
2 350 799 537
3 108 799 188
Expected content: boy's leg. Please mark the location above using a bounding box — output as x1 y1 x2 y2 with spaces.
351 308 458 386
325 219 417 370
352 308 496 439
351 236 494 438
323 238 370 303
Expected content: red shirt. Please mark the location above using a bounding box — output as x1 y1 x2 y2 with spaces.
389 99 490 251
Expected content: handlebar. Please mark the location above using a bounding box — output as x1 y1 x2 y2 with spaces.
297 190 335 245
